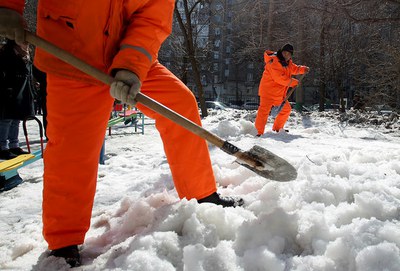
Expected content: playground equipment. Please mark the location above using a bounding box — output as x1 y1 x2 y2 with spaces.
99 103 145 164
0 116 44 192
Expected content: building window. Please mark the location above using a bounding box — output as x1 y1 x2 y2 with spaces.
213 63 219 71
215 4 223 11
201 75 207 85
214 52 219 60
225 69 229 77
247 73 253 82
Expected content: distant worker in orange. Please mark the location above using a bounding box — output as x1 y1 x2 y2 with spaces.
0 0 243 267
255 44 309 136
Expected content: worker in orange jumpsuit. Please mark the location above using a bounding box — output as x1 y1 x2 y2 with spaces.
0 0 243 267
255 44 309 136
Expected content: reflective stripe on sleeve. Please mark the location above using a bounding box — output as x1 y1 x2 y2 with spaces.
120 44 152 63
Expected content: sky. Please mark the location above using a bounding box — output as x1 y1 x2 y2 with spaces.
0 108 399 271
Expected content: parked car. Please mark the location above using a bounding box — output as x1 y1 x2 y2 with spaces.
373 104 394 115
242 102 259 110
198 101 229 110
229 104 242 109
228 101 244 109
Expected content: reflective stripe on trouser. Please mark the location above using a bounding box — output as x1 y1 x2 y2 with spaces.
254 97 292 134
43 62 217 249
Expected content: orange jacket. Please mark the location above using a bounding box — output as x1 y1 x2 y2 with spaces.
0 0 175 84
258 50 307 100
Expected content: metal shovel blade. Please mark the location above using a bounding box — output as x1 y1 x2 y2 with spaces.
235 145 297 182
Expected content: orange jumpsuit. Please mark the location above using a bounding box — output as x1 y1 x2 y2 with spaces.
255 50 307 134
1 0 217 250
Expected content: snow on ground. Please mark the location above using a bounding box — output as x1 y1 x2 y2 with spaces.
0 108 399 271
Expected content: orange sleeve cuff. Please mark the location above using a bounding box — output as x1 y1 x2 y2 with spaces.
109 48 153 81
299 65 308 74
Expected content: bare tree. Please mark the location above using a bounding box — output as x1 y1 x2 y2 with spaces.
229 0 268 103
174 0 211 117
299 0 400 111
164 0 400 112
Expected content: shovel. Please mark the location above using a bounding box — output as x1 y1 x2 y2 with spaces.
25 31 297 182
272 73 306 117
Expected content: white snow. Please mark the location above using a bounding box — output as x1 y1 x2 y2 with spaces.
0 108 399 271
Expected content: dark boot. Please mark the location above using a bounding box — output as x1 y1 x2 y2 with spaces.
273 129 289 133
198 192 244 207
0 149 18 160
9 147 30 156
49 245 81 268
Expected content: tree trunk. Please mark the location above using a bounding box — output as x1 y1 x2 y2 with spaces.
266 0 274 48
174 1 208 117
319 25 326 112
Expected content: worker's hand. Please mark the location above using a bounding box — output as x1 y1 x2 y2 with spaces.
304 66 310 73
0 8 25 44
110 70 141 106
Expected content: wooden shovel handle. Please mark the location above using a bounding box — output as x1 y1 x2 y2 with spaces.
25 31 226 149
282 73 306 104
274 73 307 115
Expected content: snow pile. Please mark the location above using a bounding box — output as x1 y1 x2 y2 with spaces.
0 108 399 270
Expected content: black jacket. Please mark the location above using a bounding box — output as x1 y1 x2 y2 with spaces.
0 40 35 120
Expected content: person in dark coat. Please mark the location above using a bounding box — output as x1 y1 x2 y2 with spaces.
0 39 33 159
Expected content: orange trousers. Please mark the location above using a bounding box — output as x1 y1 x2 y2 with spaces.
43 62 217 249
254 97 292 135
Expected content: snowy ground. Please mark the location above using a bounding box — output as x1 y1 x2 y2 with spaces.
0 108 399 271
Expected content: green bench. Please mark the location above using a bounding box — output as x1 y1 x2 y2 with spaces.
99 109 145 164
